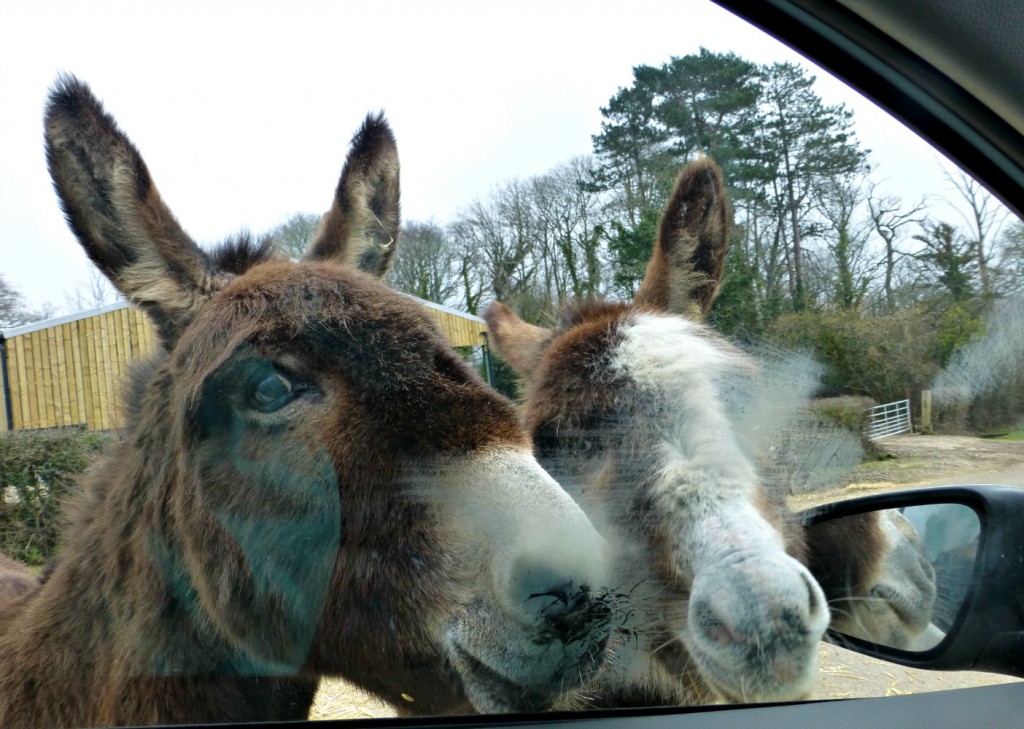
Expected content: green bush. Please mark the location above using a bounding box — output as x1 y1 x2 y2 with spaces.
0 428 109 565
766 307 942 403
810 395 887 460
811 395 874 432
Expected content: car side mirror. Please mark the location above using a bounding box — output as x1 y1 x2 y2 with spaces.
800 485 1024 679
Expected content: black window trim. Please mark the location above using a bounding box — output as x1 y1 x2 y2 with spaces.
711 0 1024 219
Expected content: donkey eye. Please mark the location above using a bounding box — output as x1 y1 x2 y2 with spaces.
249 372 295 412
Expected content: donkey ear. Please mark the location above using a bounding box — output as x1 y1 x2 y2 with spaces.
303 113 400 276
481 301 553 380
45 75 216 345
634 157 729 319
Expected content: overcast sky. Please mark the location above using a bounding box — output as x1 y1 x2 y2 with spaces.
1 0 966 314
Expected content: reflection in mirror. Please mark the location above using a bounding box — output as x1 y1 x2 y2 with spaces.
826 504 979 653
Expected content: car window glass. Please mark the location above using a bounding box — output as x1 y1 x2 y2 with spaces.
0 1 1021 725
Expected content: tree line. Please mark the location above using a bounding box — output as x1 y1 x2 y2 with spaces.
7 49 1022 425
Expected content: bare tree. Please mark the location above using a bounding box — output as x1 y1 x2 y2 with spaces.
447 222 488 315
809 172 874 309
0 274 53 328
267 212 322 260
757 62 866 310
64 268 120 313
993 220 1024 295
866 180 928 312
450 179 540 315
531 157 608 302
386 221 460 305
447 157 613 323
945 167 1011 301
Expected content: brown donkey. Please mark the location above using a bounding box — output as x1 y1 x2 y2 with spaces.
0 556 38 606
0 76 614 727
484 159 936 706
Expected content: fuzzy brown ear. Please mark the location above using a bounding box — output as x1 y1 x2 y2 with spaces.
303 113 400 277
634 157 729 319
45 75 217 345
481 301 554 380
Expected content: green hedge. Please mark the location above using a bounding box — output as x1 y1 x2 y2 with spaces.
765 305 987 402
0 428 109 566
810 395 886 460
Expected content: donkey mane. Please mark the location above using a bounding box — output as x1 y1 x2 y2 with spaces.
554 298 633 330
209 233 279 275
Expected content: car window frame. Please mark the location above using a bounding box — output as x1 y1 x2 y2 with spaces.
712 0 1024 218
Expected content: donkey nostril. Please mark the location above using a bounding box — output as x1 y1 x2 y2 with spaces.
528 582 593 620
530 583 608 645
529 586 568 617
692 599 741 647
504 556 576 616
525 580 588 620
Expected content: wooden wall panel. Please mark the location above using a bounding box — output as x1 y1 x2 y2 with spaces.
2 298 486 431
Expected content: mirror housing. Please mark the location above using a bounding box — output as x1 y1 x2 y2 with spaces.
801 485 1024 678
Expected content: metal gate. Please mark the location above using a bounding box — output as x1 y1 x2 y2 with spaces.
865 399 913 440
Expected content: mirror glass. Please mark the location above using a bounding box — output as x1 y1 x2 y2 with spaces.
826 503 980 652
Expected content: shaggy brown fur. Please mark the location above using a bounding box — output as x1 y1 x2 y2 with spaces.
486 160 817 706
805 511 886 598
0 76 611 728
0 556 38 609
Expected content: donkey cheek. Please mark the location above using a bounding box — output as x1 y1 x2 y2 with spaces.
187 445 342 672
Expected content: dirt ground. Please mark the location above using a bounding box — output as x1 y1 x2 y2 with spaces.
309 434 1024 720
309 680 395 721
793 433 1024 508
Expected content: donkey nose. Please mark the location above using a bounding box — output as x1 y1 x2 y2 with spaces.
503 556 611 640
479 454 612 637
690 559 828 654
496 535 612 632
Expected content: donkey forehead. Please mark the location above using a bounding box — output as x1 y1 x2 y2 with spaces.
542 307 749 388
609 313 752 389
175 261 442 374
